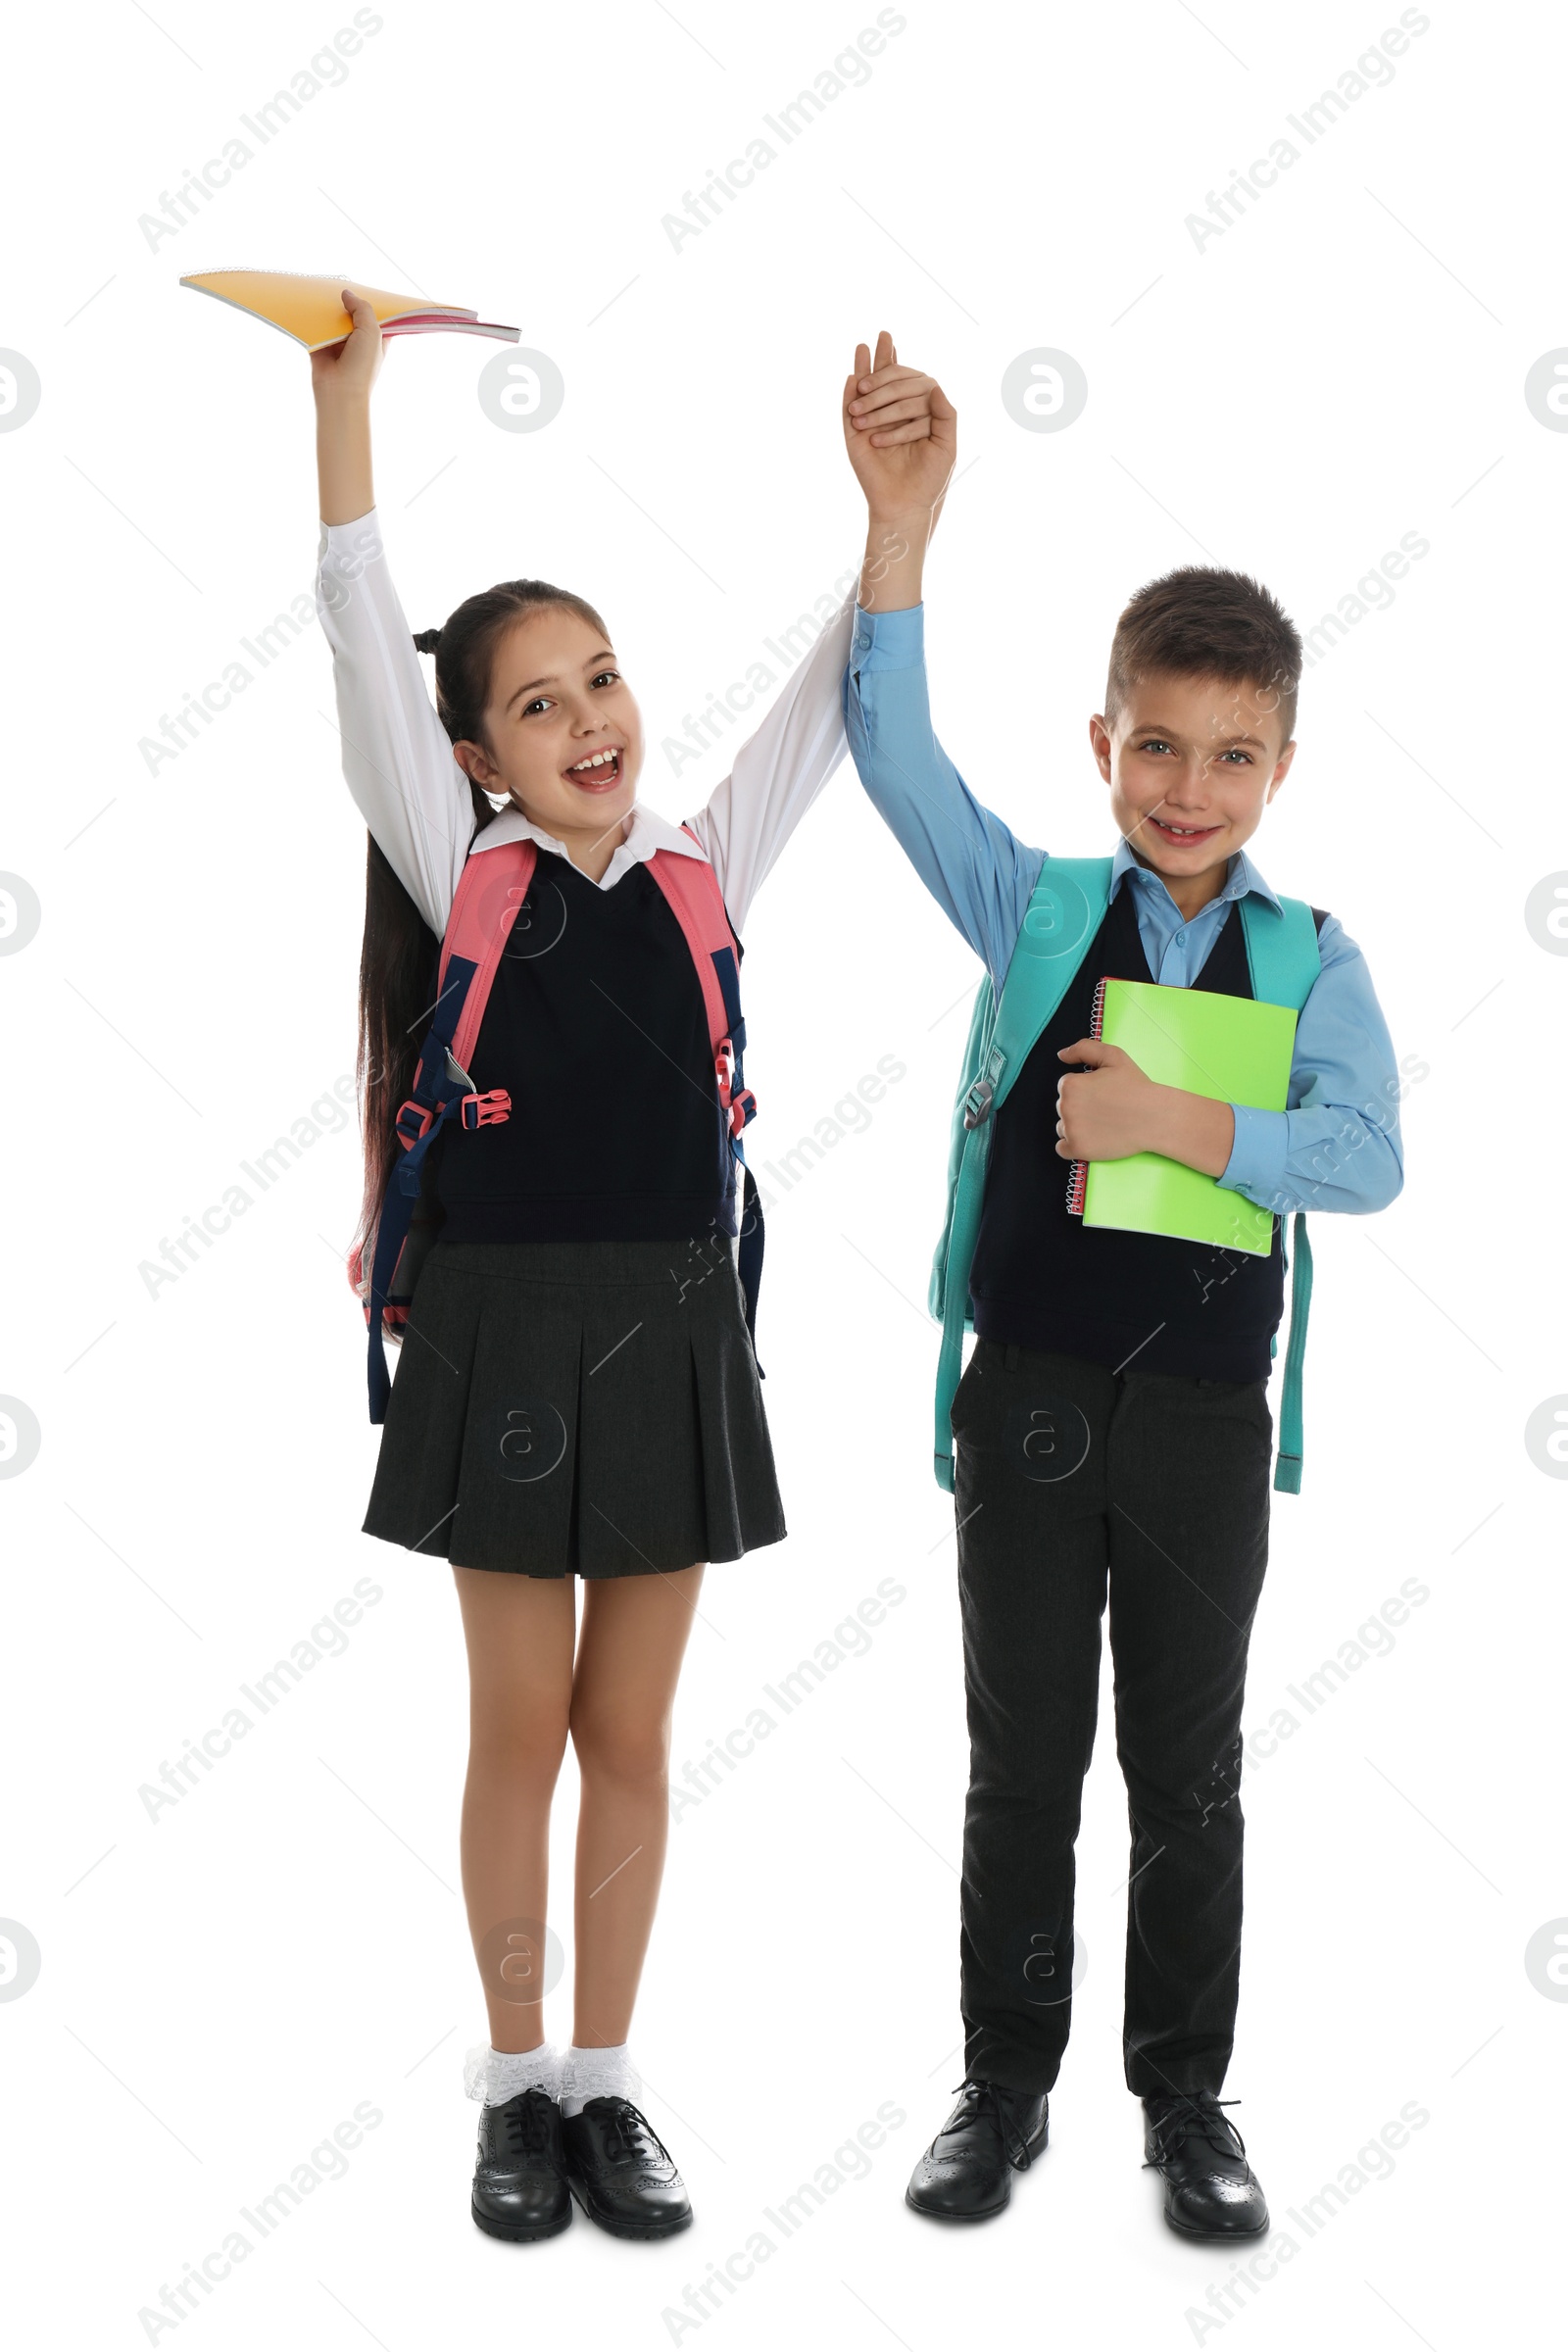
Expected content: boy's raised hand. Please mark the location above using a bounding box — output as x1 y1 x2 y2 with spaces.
843 331 956 612
842 331 956 524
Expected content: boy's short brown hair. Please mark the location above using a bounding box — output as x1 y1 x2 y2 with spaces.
1104 565 1302 753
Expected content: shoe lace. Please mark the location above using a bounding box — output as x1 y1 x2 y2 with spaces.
596 2097 672 2169
498 2089 555 2158
1143 2092 1248 2171
948 2078 1038 2172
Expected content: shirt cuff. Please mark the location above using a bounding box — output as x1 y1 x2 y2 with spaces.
851 601 925 670
1219 1102 1289 1208
318 506 383 564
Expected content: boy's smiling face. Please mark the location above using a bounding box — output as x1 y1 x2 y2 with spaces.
1090 668 1297 915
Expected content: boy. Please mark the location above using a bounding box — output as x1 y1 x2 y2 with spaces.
839 336 1403 2234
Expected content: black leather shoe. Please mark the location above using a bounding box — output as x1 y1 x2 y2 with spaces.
1142 2091 1269 2238
905 2079 1050 2222
471 2088 572 2241
561 2096 693 2238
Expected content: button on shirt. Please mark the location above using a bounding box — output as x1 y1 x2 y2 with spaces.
844 601 1403 1219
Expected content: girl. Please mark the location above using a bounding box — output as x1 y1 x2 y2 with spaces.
309 293 937 2243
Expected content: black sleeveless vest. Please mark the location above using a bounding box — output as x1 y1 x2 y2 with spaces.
432 849 734 1245
968 882 1322 1383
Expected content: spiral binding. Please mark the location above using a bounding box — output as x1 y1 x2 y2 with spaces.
1064 974 1108 1216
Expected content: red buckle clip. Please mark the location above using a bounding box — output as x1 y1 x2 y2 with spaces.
394 1098 436 1152
728 1087 756 1137
714 1038 736 1108
461 1088 512 1130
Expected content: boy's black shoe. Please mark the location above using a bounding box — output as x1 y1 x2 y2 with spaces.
1142 2091 1269 2238
905 2079 1049 2222
561 2096 693 2238
471 2088 572 2241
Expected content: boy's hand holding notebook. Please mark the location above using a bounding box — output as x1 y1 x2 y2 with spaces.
1063 981 1298 1255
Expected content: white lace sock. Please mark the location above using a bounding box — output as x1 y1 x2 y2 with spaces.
560 2042 641 2118
463 2040 564 2108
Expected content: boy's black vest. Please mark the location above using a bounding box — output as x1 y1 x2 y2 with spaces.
968 881 1327 1383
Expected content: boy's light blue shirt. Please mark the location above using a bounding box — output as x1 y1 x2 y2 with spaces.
844 601 1404 1219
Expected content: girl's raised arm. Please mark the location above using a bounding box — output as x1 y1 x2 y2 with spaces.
687 335 945 934
312 289 473 936
684 593 856 936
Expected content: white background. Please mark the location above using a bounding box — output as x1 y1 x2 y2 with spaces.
3 2 1564 2345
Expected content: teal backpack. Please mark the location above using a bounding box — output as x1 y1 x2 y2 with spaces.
930 857 1321 1496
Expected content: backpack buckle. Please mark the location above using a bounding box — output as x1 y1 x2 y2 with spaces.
394 1098 437 1151
460 1089 512 1129
962 1076 995 1130
715 1038 736 1107
728 1087 756 1137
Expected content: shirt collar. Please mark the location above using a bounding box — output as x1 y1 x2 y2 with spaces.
466 798 707 874
1108 836 1280 917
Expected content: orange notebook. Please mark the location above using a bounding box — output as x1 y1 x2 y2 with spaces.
178 270 519 352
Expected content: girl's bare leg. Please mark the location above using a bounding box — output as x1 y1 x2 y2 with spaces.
452 1567 577 2053
567 1566 706 2049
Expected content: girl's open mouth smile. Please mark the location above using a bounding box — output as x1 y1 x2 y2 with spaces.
564 748 624 793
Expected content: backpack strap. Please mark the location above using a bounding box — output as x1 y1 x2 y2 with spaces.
1238 891 1320 1015
649 836 750 1115
363 839 537 1421
442 840 543 1077
649 834 765 1354
1238 891 1321 1494
933 857 1114 1491
1273 1216 1312 1494
929 973 998 1322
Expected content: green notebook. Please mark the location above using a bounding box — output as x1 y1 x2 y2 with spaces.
1065 978 1298 1255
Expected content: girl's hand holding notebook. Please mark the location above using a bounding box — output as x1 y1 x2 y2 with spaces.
310 285 388 407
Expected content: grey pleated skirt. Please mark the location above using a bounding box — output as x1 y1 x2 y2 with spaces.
362 1235 786 1576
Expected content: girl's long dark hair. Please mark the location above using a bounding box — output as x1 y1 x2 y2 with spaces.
353 576 611 1279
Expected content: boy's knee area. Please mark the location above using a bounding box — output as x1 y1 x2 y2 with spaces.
1119 1732 1245 1826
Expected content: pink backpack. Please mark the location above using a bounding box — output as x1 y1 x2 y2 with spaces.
349 829 760 1420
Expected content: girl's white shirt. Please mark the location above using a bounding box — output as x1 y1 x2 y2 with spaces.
316 507 854 940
